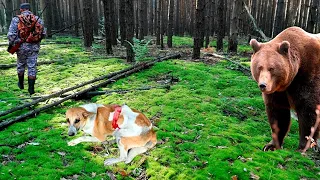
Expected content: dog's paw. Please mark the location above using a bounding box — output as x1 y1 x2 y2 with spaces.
67 140 78 146
104 158 122 166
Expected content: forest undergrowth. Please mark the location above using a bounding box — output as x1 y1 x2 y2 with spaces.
0 35 319 179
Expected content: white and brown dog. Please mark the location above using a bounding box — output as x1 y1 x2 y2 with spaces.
65 103 157 165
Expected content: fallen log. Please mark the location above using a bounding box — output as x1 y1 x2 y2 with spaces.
210 53 251 76
0 54 181 129
0 60 63 69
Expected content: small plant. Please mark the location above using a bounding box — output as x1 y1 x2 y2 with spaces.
126 38 151 62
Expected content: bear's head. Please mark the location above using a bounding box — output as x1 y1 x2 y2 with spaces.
250 39 293 94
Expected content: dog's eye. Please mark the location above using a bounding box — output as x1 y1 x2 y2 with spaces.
75 119 80 123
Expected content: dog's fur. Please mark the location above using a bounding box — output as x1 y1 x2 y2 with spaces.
65 103 157 165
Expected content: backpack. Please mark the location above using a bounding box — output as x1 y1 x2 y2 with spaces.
17 14 44 43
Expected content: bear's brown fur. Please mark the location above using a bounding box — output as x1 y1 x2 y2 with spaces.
250 26 320 151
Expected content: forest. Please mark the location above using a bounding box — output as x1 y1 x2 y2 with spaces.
0 0 320 179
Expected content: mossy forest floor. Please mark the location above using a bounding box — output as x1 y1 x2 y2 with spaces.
0 35 320 179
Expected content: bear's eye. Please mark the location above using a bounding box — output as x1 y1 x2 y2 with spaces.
66 118 70 123
268 68 274 72
258 66 263 71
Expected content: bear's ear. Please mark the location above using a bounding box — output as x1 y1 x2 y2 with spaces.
279 41 290 54
250 39 261 53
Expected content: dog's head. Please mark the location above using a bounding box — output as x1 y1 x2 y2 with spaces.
65 107 94 136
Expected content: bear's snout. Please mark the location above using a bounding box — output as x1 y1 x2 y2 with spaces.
259 82 267 91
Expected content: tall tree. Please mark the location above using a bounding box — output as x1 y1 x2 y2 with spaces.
167 0 174 48
192 0 205 59
156 0 161 45
41 0 53 38
83 0 94 49
273 0 285 37
74 0 80 36
110 0 117 45
228 0 241 53
92 0 99 36
102 0 113 54
307 0 318 33
217 0 224 51
5 0 13 29
119 0 127 45
174 0 180 35
125 0 135 62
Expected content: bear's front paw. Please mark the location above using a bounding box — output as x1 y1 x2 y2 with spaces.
263 143 276 151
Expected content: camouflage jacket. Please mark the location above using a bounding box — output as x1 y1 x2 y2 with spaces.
7 10 46 53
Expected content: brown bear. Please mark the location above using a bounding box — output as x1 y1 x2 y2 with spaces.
250 26 320 151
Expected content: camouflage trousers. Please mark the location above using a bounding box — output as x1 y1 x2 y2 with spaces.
17 51 38 77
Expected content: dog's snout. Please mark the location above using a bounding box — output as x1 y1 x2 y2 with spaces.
68 125 77 136
259 83 267 91
68 131 75 136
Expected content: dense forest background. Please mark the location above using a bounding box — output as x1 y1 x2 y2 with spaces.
1 0 319 55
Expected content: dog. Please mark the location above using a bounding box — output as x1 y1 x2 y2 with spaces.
65 103 157 165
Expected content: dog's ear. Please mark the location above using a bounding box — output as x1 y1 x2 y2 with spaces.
82 111 95 119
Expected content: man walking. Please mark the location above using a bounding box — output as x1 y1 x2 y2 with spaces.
7 3 46 95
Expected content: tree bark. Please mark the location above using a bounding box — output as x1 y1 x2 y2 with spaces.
82 0 93 48
192 0 205 59
119 0 127 45
228 0 241 53
307 0 318 33
273 0 285 37
167 0 174 48
125 0 135 62
92 0 99 36
5 0 13 30
110 0 117 45
217 0 224 51
73 0 79 36
156 0 161 45
103 0 113 54
174 0 180 35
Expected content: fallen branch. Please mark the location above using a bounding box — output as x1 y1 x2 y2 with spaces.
242 1 270 42
0 60 64 69
210 53 251 76
47 20 83 37
0 54 181 129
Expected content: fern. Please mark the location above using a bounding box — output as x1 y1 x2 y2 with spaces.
126 38 151 61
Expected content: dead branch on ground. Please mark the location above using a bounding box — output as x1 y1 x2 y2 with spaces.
0 54 181 130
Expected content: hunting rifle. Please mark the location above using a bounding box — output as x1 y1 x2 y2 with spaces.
8 5 47 54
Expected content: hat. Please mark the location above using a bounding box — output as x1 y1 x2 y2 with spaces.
20 3 31 9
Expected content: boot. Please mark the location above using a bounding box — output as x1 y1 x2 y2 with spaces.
28 77 36 95
17 73 24 89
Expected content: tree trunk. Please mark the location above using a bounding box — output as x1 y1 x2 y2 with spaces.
192 0 205 59
110 0 117 45
273 0 285 37
217 0 224 51
103 0 113 54
125 0 135 62
160 0 165 49
73 0 79 36
5 0 13 30
205 0 211 48
167 0 174 48
156 0 161 45
307 0 318 33
174 0 180 35
228 0 241 53
139 0 145 40
119 0 127 45
41 0 53 38
92 0 99 36
83 0 93 48
149 0 154 35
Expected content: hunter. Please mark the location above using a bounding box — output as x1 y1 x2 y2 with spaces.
7 3 46 95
